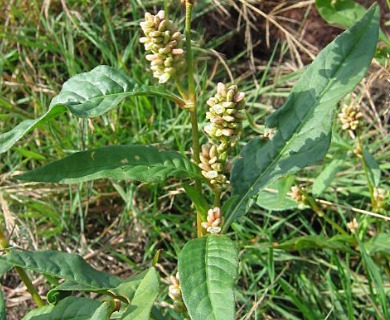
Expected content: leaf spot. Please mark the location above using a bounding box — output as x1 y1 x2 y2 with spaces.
120 158 129 164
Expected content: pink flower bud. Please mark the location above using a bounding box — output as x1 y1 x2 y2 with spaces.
172 48 184 55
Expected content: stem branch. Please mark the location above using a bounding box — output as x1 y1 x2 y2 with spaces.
357 134 376 209
300 189 348 236
0 227 45 307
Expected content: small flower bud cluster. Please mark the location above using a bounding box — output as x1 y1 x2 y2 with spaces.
347 217 358 234
290 186 307 205
168 273 185 312
373 187 387 211
204 83 246 147
140 10 185 83
200 83 245 188
338 104 363 131
201 207 222 234
199 144 228 187
353 145 362 156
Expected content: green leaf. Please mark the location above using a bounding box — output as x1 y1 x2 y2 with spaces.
109 269 151 303
15 147 46 160
90 301 117 320
22 297 102 320
224 4 379 231
16 145 201 184
122 267 159 320
0 249 122 291
0 260 12 276
47 281 99 304
0 65 184 154
47 268 158 312
315 0 389 44
358 239 389 318
183 184 209 221
178 235 238 320
364 234 390 257
0 285 5 320
21 306 54 320
312 156 345 197
315 0 367 28
363 148 381 188
275 234 355 252
256 176 298 211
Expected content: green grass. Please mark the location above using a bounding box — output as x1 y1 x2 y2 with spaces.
1 1 390 319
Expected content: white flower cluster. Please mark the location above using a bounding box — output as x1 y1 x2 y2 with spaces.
338 104 363 131
140 10 185 83
168 273 185 312
347 218 358 234
204 83 245 146
200 83 245 188
199 144 228 187
290 186 307 209
373 187 387 211
201 207 222 234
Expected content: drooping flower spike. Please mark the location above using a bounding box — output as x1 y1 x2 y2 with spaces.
140 10 185 83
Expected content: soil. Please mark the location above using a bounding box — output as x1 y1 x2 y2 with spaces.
200 0 390 62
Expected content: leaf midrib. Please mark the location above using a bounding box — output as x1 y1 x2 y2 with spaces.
52 89 182 112
225 11 374 230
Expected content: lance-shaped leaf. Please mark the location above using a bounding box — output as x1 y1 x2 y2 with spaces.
256 176 298 211
312 156 346 197
0 65 184 154
0 249 122 290
178 235 238 320
21 297 103 320
122 267 159 320
16 145 201 183
21 306 54 320
364 234 390 257
315 0 367 28
362 148 381 188
90 300 117 320
315 0 389 44
224 4 379 231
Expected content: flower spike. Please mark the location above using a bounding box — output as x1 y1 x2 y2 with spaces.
140 10 185 83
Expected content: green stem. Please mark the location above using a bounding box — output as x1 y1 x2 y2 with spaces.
0 227 45 307
300 189 348 236
184 1 204 237
185 1 196 104
189 110 204 237
16 267 45 307
213 189 221 208
356 134 376 209
189 110 201 165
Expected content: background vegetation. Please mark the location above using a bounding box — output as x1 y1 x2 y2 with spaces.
1 0 389 319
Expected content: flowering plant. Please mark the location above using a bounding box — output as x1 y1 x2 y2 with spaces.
0 2 379 319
